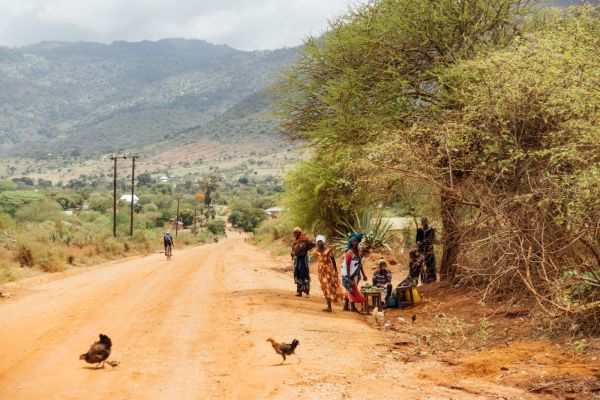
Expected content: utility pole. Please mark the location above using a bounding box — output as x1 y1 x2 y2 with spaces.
193 207 197 236
198 204 205 234
110 155 127 237
129 155 138 237
175 196 181 237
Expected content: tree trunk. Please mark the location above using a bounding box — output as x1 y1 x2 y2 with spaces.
440 190 461 280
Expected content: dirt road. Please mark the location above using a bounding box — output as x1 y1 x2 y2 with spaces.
0 237 556 399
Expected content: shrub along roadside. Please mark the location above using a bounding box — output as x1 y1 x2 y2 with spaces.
0 186 218 283
0 221 212 284
251 217 297 257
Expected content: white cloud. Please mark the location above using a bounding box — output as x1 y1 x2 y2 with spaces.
0 0 368 50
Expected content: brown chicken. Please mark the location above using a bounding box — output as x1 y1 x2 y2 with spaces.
79 334 112 368
266 338 300 364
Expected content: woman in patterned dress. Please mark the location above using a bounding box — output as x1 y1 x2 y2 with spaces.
313 235 345 312
341 233 367 312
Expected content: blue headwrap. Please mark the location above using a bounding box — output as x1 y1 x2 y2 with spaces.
347 233 364 250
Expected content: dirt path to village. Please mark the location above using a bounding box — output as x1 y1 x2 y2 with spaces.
0 236 597 400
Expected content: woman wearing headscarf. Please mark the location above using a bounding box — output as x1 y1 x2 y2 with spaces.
291 227 315 297
313 235 345 312
341 233 367 311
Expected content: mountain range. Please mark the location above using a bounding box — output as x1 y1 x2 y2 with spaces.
0 1 593 159
0 39 298 158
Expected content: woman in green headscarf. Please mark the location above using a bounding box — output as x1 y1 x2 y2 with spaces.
341 233 367 311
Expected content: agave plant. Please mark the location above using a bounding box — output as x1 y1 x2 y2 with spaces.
49 231 61 242
334 209 395 253
49 230 73 246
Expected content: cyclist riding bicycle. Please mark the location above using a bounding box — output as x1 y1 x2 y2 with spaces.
163 231 173 256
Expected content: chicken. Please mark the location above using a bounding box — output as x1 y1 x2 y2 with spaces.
266 338 300 364
412 314 417 324
371 307 385 326
80 334 112 368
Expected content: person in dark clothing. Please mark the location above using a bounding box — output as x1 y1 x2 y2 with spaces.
397 249 423 288
408 250 424 281
163 232 173 255
395 249 424 305
291 227 315 297
416 217 436 283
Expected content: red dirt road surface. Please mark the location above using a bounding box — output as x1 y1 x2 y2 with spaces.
0 237 597 399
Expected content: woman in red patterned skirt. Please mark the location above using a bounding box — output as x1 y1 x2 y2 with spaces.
341 233 367 312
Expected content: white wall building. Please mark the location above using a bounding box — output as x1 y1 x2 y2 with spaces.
119 194 139 204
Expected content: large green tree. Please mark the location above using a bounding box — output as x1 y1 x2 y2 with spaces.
0 191 46 216
277 0 531 253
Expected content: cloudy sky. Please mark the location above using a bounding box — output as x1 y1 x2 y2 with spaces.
0 0 369 50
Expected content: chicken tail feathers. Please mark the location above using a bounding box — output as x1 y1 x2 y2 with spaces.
99 334 112 350
290 339 299 351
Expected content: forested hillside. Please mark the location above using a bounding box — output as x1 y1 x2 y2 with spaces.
0 39 297 157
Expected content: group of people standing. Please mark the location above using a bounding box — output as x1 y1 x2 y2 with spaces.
290 216 437 312
292 228 367 312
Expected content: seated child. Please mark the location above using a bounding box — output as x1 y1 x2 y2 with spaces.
372 259 393 303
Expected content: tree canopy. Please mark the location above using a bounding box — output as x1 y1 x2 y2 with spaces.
276 1 600 331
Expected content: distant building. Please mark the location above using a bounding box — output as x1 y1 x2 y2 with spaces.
76 203 90 211
169 219 184 230
119 194 139 204
265 207 285 220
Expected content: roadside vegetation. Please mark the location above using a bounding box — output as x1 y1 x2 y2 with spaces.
0 178 203 282
0 156 285 283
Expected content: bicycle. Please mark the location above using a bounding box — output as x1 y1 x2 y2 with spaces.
165 245 172 261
